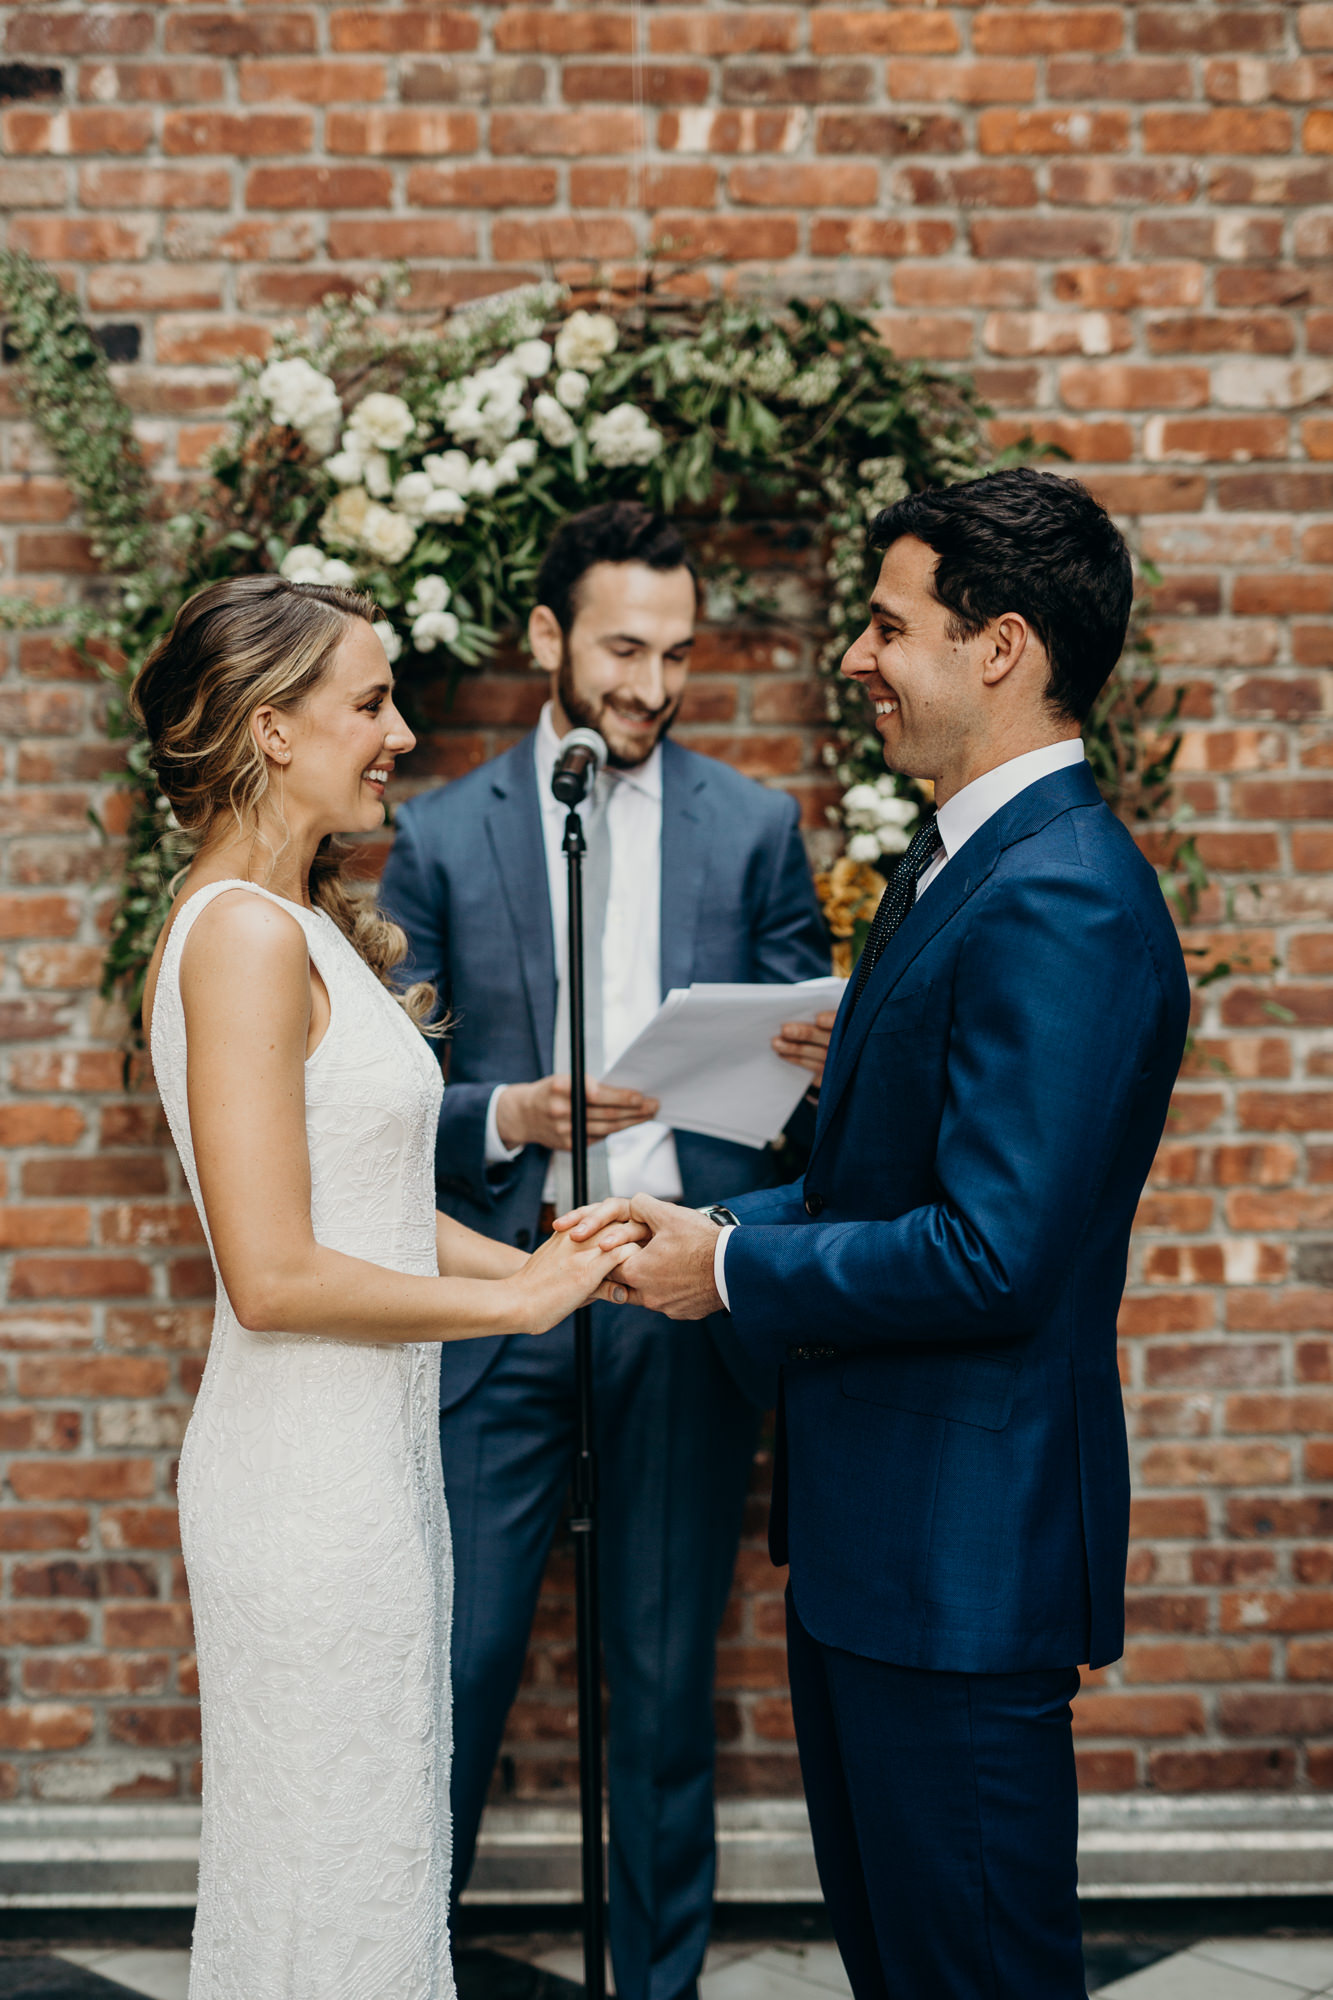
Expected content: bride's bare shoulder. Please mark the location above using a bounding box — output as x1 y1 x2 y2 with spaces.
179 889 311 1012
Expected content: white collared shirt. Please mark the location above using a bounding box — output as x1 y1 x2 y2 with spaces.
484 702 684 1201
713 737 1087 1309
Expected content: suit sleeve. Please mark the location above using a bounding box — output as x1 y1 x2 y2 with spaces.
752 793 832 985
724 867 1171 1364
379 802 519 1211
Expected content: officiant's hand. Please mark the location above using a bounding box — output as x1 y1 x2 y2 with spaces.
557 1194 722 1320
495 1075 660 1152
772 1008 837 1093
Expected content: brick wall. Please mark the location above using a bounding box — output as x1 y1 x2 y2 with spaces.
1 0 1331 1813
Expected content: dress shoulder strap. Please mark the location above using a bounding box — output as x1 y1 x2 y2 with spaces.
151 879 327 1064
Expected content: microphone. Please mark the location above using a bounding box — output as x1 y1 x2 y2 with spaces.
551 727 608 807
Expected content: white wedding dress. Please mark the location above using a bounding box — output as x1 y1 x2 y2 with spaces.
151 880 454 2000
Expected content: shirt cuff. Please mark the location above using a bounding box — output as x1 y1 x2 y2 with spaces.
484 1086 525 1168
713 1223 735 1313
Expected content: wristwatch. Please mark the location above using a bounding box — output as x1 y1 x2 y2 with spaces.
700 1204 739 1229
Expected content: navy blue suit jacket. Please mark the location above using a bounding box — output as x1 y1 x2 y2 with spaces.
723 762 1190 1675
380 729 831 1411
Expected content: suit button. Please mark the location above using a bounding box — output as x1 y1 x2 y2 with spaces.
515 1228 532 1249
804 1192 824 1217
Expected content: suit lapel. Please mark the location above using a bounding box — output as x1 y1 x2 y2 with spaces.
812 762 1102 1161
659 739 710 998
482 736 557 1071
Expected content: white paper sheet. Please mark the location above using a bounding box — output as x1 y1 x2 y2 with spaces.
600 977 848 1149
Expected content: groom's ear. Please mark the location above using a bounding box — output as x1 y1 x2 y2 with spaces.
529 603 564 676
980 612 1035 689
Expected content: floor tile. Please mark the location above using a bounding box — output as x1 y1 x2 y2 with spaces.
53 1952 190 2000
700 1958 849 2000
730 1945 852 1995
1195 1941 1333 1992
1095 1945 1318 2000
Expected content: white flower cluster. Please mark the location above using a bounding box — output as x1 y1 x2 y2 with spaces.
258 358 342 458
406 574 460 652
587 403 663 469
373 619 402 665
554 310 618 374
442 339 551 457
841 778 917 863
278 545 357 587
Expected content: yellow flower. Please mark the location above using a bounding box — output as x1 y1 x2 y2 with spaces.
815 857 886 978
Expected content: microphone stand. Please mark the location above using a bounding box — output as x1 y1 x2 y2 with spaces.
562 794 606 2000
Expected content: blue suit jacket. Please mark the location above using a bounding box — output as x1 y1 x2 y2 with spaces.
380 730 831 1411
723 763 1190 1675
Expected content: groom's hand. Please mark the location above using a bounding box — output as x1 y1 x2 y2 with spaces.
555 1195 724 1319
616 1195 724 1320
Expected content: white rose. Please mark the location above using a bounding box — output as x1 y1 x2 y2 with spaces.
554 310 618 374
533 394 577 447
841 783 880 817
422 486 467 522
407 575 451 617
362 450 392 499
411 609 461 653
555 369 589 411
279 544 328 581
510 338 552 379
846 832 882 864
320 557 357 586
875 795 917 829
324 447 364 488
424 450 472 490
258 358 342 457
393 471 436 520
504 436 538 470
347 391 416 453
467 459 498 499
491 453 521 490
444 364 525 453
320 486 370 548
373 619 403 664
587 404 663 469
358 502 417 566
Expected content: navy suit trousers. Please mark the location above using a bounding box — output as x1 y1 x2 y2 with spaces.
785 1595 1087 2000
442 1300 759 2000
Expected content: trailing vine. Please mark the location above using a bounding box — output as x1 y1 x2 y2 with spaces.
0 253 1198 1027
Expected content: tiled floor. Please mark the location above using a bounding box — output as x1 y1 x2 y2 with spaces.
35 1931 1333 1998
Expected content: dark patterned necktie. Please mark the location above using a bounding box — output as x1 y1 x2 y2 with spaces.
850 813 944 1009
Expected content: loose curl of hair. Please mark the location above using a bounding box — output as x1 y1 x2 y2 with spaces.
130 573 440 1031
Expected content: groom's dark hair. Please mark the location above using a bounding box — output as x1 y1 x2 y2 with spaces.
869 468 1133 724
535 500 698 633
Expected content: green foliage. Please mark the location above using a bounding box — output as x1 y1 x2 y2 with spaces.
0 262 1196 1022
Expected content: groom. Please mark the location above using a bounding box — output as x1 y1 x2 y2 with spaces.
567 469 1191 1997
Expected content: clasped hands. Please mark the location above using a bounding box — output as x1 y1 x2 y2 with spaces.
559 1194 725 1320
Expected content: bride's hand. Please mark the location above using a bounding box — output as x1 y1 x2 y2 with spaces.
504 1223 634 1334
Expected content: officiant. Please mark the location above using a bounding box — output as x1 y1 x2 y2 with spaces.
380 500 831 2000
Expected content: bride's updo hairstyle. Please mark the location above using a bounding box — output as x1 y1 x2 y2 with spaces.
131 573 437 1027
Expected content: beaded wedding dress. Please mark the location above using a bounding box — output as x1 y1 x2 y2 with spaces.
151 880 454 2000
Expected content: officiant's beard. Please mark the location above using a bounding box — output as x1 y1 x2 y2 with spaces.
556 643 682 770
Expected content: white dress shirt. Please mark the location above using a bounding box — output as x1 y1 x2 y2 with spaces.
713 738 1087 1309
484 701 685 1202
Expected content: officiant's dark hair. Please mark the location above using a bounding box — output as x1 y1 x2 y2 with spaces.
536 500 698 633
869 468 1133 724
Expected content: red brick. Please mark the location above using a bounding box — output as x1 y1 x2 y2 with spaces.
164 111 313 157
649 214 800 261
1124 1641 1271 1682
0 1706 94 1751
5 12 155 57
408 165 557 208
238 59 386 103
979 110 1131 155
1150 1748 1296 1789
491 110 642 155
245 165 390 208
729 163 877 206
329 11 477 55
1073 1692 1206 1737
813 10 959 56
8 1259 152 1302
326 109 477 155
165 12 317 58
1139 10 1287 55
326 218 478 260
889 58 1036 103
498 10 635 54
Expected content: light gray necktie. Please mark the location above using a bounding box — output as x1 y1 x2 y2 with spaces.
553 774 612 1212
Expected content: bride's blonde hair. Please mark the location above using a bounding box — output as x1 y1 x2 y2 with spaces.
130 573 438 1028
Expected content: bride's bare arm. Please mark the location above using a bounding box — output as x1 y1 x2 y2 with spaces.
180 894 625 1342
435 1212 527 1280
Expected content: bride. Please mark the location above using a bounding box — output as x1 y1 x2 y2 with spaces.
134 574 630 2000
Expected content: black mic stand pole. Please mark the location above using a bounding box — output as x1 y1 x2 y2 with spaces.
562 795 606 2000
